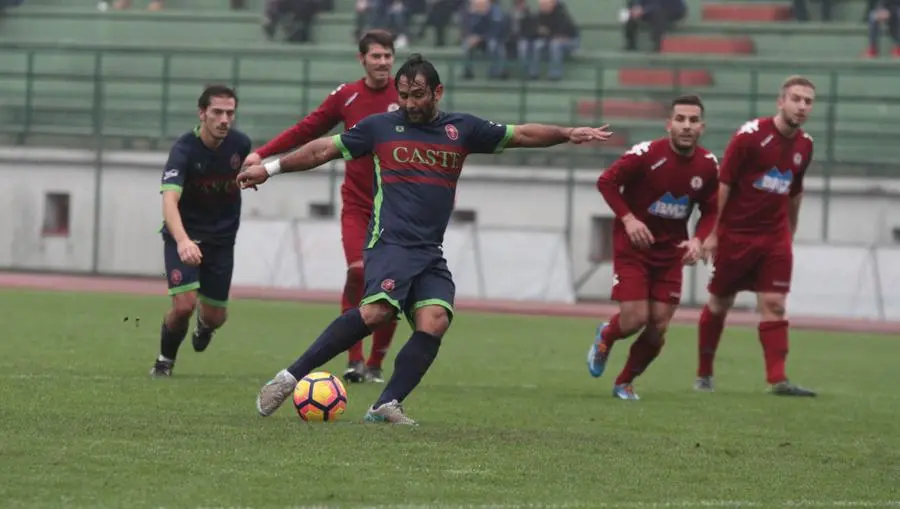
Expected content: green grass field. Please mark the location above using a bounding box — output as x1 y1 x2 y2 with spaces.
2 289 899 509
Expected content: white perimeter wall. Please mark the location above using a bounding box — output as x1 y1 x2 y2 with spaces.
2 147 900 319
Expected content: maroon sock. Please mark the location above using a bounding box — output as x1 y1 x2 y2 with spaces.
758 320 789 384
697 305 726 377
614 330 663 385
600 313 624 349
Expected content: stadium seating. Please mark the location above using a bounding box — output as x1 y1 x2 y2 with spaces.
1 0 898 173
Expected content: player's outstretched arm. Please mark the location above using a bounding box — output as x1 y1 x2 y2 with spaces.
506 123 613 148
236 136 342 189
246 89 343 165
272 136 342 174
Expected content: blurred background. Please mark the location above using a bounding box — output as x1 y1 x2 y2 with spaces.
0 0 898 320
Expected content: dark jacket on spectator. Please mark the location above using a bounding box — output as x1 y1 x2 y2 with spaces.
626 0 687 20
510 2 537 40
463 3 508 40
536 1 578 39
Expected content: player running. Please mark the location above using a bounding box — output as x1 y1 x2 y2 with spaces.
587 95 720 401
242 29 400 385
695 75 817 397
151 84 252 377
238 54 613 424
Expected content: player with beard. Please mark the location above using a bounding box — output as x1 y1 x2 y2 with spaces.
695 75 817 397
588 95 720 400
151 84 252 377
243 29 401 385
238 54 614 424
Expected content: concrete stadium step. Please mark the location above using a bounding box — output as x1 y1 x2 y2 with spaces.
701 2 794 22
701 0 861 22
661 35 756 55
617 68 714 88
2 7 361 46
578 20 872 58
17 0 357 14
1 6 871 59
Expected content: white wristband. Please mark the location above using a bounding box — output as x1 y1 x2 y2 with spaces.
264 159 282 176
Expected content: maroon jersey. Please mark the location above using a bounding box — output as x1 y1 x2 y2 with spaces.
718 116 814 237
597 138 719 262
255 78 399 213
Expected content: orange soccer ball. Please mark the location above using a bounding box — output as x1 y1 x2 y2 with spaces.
292 371 348 422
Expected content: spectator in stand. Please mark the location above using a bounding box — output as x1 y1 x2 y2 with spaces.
461 0 510 80
359 0 411 48
263 0 322 43
792 0 832 21
864 0 900 57
622 0 685 53
508 0 537 76
418 0 465 47
525 0 578 80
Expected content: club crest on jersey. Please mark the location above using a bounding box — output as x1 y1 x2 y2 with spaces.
231 153 241 170
793 153 802 165
648 193 690 219
380 279 395 292
388 103 399 112
445 124 459 141
690 176 703 190
753 168 793 195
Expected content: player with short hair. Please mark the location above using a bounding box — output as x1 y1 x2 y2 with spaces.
695 75 817 397
151 84 252 377
237 53 613 424
588 95 720 400
242 29 400 386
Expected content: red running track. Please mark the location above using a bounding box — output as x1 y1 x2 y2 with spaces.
1 271 898 335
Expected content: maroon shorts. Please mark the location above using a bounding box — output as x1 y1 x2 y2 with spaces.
707 232 793 296
611 254 683 304
340 207 371 266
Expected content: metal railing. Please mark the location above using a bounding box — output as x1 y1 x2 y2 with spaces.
2 41 900 170
2 41 900 250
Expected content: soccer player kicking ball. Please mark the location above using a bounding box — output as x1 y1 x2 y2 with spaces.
588 95 720 401
238 54 613 425
694 75 817 397
151 85 252 377
242 29 401 386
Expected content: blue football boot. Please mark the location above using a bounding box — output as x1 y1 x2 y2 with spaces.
612 383 640 401
587 323 611 378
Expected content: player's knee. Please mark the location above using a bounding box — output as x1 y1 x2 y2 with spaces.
171 293 198 320
359 301 395 328
707 294 734 316
649 318 671 339
618 304 649 334
414 305 450 337
758 293 786 320
200 305 227 328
